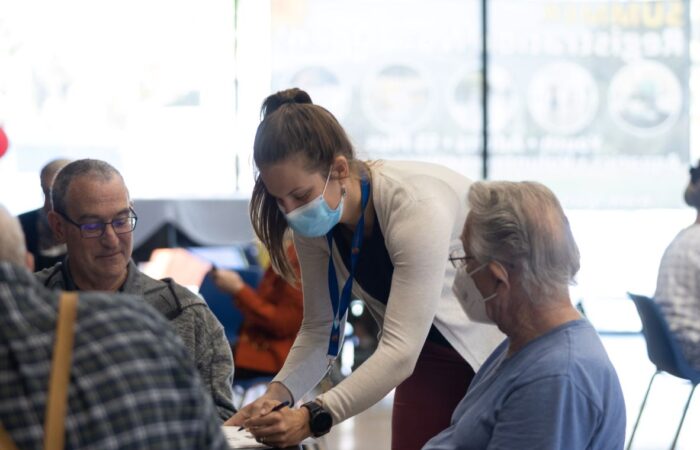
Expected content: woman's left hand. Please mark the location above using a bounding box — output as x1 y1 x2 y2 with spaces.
242 405 312 448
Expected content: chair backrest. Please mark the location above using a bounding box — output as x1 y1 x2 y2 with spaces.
199 267 264 343
627 293 700 385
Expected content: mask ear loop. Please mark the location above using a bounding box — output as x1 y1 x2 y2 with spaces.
320 168 333 197
467 263 489 277
323 166 347 201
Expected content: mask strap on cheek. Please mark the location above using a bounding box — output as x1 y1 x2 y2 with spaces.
468 262 489 277
320 168 333 197
483 290 498 302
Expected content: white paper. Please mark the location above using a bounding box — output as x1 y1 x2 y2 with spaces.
222 426 270 449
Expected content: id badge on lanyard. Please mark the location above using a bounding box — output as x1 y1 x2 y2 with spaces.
325 175 370 366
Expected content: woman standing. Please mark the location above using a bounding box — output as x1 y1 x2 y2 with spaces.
226 88 503 450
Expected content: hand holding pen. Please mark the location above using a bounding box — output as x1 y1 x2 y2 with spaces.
238 400 291 431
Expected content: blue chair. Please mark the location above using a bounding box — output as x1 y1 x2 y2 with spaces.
199 266 268 408
199 267 264 344
626 293 700 450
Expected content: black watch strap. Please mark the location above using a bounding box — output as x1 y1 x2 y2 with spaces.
302 401 333 437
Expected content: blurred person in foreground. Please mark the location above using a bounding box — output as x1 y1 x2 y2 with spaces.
0 203 228 449
423 181 626 450
18 158 71 270
34 158 236 420
211 243 303 383
654 160 700 371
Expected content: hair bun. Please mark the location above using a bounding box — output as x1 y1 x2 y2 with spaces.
261 88 313 119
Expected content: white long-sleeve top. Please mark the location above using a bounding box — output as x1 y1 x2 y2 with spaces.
273 160 505 424
655 223 700 370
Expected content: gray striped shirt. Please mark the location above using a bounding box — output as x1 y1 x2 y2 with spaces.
655 223 700 370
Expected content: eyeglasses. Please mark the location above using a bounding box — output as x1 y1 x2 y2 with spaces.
57 209 138 238
448 250 474 269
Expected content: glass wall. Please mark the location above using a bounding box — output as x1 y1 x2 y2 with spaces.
268 0 483 180
264 0 698 324
0 0 239 214
1 0 698 322
490 0 690 208
487 1 696 321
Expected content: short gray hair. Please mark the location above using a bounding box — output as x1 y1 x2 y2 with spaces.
51 159 124 213
0 204 26 265
466 181 580 302
40 158 72 194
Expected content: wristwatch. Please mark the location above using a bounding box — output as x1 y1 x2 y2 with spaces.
302 401 333 437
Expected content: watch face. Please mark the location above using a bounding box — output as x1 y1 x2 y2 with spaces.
313 411 333 433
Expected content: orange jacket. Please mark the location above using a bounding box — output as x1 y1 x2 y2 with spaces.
232 248 303 374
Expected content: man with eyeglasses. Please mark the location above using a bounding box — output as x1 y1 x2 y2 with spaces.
34 159 236 421
0 203 229 449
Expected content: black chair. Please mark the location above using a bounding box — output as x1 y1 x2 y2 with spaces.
626 293 700 450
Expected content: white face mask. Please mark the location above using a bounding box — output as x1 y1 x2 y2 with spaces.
452 263 498 325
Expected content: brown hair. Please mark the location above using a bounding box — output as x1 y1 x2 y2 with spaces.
250 88 359 279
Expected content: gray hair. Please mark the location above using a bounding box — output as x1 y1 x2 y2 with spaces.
466 181 580 302
0 204 27 265
51 159 124 213
40 158 72 194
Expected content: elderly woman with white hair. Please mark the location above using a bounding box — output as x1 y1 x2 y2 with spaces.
423 181 626 450
655 161 700 371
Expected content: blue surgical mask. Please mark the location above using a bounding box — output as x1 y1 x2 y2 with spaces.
284 170 345 237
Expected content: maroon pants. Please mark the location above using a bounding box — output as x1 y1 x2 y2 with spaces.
391 341 475 450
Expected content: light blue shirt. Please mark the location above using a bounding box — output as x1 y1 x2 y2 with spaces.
423 319 625 450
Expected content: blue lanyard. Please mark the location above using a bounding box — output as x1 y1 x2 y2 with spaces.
325 175 370 360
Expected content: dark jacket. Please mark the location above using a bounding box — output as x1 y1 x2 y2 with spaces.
18 208 65 271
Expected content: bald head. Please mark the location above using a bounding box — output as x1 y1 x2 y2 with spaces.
0 204 28 266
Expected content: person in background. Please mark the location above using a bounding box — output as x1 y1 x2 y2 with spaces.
423 181 626 450
34 159 236 421
654 160 700 371
226 88 504 450
0 203 228 450
212 244 303 383
18 158 71 270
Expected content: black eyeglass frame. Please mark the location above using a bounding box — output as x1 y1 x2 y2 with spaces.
448 250 475 269
56 208 138 238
